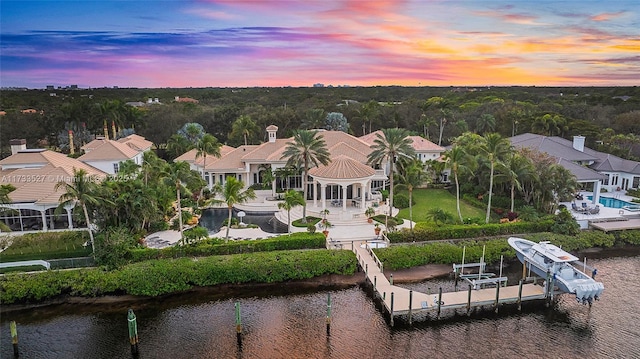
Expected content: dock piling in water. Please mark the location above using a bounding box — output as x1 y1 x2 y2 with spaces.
127 309 139 356
10 320 18 358
326 293 332 335
235 301 242 344
390 292 395 327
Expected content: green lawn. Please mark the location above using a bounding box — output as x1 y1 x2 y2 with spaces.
396 188 486 223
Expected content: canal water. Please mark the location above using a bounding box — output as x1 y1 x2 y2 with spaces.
2 255 639 358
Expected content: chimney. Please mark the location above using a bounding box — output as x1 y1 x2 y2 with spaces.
266 125 278 143
10 139 27 155
573 135 585 152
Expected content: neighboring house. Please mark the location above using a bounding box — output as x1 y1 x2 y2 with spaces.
176 125 441 215
0 139 106 232
78 138 143 174
117 134 154 152
510 133 640 204
175 96 199 103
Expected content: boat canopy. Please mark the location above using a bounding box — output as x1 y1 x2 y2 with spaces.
531 241 579 263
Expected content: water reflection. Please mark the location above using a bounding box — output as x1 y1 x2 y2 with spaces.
2 256 639 359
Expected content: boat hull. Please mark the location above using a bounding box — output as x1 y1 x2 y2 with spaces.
508 237 604 303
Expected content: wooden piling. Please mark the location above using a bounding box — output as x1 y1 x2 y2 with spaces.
408 290 413 325
545 271 552 307
326 293 331 335
10 320 18 357
494 282 500 313
390 292 395 327
466 285 472 316
374 275 377 290
517 279 524 311
235 301 242 343
437 287 442 319
390 273 393 285
522 260 527 280
127 309 139 356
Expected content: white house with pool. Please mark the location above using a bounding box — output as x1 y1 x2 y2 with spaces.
176 125 444 223
510 133 640 228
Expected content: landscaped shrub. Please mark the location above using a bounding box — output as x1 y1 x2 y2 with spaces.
0 249 357 304
127 232 327 263
388 220 554 243
615 230 640 245
0 231 91 262
393 193 412 209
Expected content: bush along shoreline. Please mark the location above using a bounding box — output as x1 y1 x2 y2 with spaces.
0 249 356 305
376 230 640 271
2 229 639 306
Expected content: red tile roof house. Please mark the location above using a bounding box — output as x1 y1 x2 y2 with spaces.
0 135 154 232
175 125 444 223
0 139 107 232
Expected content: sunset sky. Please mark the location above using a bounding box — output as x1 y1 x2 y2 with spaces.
1 0 638 88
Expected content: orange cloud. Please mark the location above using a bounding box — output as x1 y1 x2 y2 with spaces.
591 12 626 21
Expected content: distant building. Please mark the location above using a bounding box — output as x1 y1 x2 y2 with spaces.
174 96 199 103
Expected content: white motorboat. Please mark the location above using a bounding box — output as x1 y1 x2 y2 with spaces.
508 237 604 304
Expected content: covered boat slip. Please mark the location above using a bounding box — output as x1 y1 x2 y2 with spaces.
353 245 547 326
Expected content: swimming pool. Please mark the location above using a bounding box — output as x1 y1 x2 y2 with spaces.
587 195 637 208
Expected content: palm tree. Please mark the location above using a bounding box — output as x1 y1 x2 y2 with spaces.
55 168 102 255
395 158 427 231
423 97 452 146
215 176 256 242
418 113 436 140
479 133 512 223
444 146 473 223
504 152 535 213
161 161 195 239
358 100 379 135
230 115 259 145
476 114 496 135
195 133 222 182
277 190 305 233
367 128 416 216
302 109 325 130
166 134 192 159
281 130 331 223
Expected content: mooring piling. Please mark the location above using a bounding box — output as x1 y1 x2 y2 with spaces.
127 309 139 356
10 320 19 358
466 284 472 316
326 293 332 335
408 290 413 325
390 273 393 285
390 292 395 327
235 301 242 344
494 281 501 313
437 287 443 319
518 279 524 311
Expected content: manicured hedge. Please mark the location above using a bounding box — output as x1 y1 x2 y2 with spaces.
376 230 640 271
0 231 91 262
127 232 326 262
0 249 357 304
387 220 554 243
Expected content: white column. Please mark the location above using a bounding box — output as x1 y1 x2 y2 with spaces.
313 179 318 207
40 209 48 231
593 180 602 205
361 180 367 209
66 207 74 229
321 184 327 211
342 185 347 211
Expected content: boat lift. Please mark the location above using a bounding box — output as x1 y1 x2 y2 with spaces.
453 246 508 290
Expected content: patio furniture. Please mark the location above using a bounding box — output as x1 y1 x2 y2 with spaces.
581 202 588 209
571 202 580 212
589 205 600 215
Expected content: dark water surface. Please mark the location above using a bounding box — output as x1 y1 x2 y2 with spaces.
2 255 639 359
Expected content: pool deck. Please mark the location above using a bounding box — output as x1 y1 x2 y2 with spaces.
562 191 640 231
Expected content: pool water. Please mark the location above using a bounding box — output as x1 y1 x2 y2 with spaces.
587 195 636 208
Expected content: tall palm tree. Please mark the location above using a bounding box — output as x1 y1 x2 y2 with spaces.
418 113 436 140
215 176 256 242
166 134 192 159
444 146 473 223
301 109 325 130
161 161 195 239
55 168 102 255
281 130 331 223
504 152 535 213
479 133 512 223
395 158 427 231
367 128 416 215
195 133 222 182
423 97 452 146
230 115 259 145
277 189 305 233
358 100 379 135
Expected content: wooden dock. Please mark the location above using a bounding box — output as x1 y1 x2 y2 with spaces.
354 244 548 326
